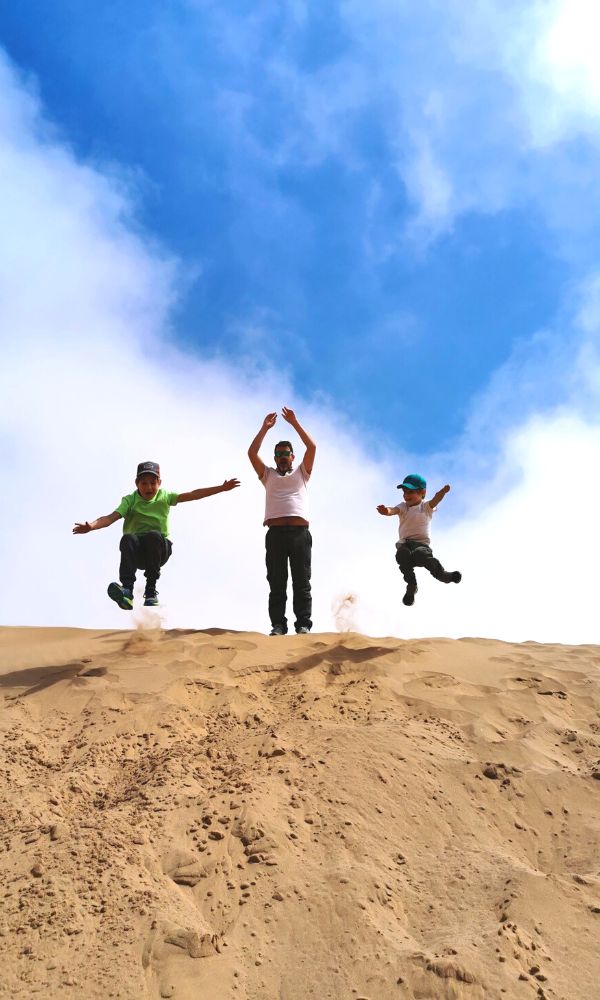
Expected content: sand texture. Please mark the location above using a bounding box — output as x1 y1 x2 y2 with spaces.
1 624 600 999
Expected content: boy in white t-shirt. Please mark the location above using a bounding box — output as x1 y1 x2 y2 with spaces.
377 473 461 607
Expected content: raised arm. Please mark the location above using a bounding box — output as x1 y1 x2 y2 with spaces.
429 484 451 509
248 413 277 478
177 479 240 504
73 511 122 534
282 407 316 475
376 504 398 516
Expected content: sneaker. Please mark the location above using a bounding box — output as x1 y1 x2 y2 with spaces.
402 583 418 607
144 589 159 607
269 625 286 636
295 626 310 634
107 582 134 611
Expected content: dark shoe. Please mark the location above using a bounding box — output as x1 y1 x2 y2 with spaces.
269 625 286 636
107 582 134 610
144 589 159 607
295 626 310 634
402 583 418 606
447 571 462 584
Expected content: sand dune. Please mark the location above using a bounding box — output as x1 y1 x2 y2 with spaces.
1 623 600 999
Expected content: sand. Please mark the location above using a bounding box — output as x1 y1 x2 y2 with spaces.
1 622 600 1000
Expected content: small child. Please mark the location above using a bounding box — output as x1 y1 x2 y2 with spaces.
73 460 240 609
377 473 461 607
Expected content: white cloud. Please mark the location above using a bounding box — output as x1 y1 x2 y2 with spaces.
419 412 600 644
0 49 395 635
402 134 453 236
342 0 600 235
523 0 600 140
2 45 600 644
119 2 600 252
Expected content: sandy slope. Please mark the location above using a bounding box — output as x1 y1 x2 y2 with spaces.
1 623 600 1000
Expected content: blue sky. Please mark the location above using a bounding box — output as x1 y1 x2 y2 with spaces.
3 0 600 639
0 0 579 454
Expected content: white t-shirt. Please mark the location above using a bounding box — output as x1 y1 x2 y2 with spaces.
393 500 434 545
261 464 310 524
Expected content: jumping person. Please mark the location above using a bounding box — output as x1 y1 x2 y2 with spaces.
73 460 240 609
248 408 316 635
377 473 461 607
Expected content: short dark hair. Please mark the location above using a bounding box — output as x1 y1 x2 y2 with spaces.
275 440 293 452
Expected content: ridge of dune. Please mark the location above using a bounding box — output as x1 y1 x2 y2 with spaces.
1 624 600 1000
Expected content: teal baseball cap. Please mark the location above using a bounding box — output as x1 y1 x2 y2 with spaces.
397 473 426 491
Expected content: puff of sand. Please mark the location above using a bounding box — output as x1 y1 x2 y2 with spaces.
1 623 600 999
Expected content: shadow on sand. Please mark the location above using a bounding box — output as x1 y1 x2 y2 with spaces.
0 661 107 697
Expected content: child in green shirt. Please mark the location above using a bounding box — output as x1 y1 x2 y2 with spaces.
73 461 240 609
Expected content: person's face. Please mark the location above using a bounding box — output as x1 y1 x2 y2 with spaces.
136 473 161 499
274 446 294 474
402 488 425 507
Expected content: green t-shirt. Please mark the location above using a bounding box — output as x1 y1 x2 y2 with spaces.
116 489 179 537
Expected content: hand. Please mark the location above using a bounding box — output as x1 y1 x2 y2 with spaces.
73 522 92 534
262 413 277 430
376 504 388 515
222 479 240 491
282 406 297 425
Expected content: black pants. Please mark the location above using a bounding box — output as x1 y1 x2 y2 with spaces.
265 526 312 632
119 532 172 592
395 538 450 587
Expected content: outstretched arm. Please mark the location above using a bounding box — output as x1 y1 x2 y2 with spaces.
248 413 277 478
429 484 451 509
282 407 316 475
73 511 122 534
177 479 240 504
376 504 398 516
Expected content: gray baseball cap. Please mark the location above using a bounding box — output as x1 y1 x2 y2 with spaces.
136 461 160 479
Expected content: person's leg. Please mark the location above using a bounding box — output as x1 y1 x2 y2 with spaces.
119 534 141 591
412 544 461 584
395 544 417 585
140 532 171 595
289 528 312 632
395 543 418 606
265 528 289 633
108 535 139 608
